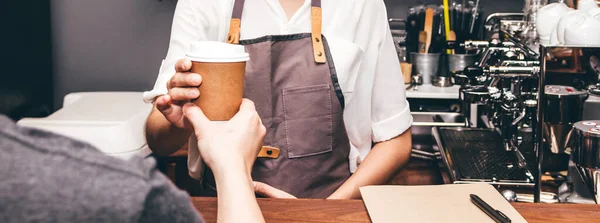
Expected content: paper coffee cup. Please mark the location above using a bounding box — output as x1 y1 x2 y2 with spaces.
186 41 250 121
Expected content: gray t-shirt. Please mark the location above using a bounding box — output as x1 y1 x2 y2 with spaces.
0 115 204 223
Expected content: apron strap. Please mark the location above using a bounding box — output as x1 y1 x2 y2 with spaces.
227 0 326 64
226 0 245 44
310 0 326 64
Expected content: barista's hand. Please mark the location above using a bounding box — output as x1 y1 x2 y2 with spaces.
156 59 202 129
253 181 297 199
183 99 266 174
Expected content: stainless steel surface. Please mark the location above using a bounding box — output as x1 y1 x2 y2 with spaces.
433 127 534 186
535 46 547 203
537 46 600 203
412 75 423 85
461 85 488 127
572 121 600 170
406 75 423 91
448 54 479 74
411 53 441 85
411 112 465 156
500 29 539 59
390 19 407 62
501 190 559 203
484 12 524 40
412 112 465 127
543 123 575 154
500 60 539 66
584 94 600 120
461 86 489 105
543 85 588 155
488 66 539 75
501 190 517 202
515 192 560 203
578 167 600 203
559 161 597 204
485 12 524 25
432 76 454 87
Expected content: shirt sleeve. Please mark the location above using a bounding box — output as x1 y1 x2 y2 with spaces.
138 163 204 223
143 0 204 103
370 2 413 143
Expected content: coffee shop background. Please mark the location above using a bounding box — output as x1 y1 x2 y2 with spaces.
1 0 524 120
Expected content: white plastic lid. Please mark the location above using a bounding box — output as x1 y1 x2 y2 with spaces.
186 41 249 63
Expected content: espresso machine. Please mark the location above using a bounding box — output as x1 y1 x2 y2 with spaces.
436 33 542 187
435 25 600 202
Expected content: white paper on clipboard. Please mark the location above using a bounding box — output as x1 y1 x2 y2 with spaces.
360 184 527 223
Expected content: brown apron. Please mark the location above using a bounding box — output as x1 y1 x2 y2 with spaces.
202 0 351 199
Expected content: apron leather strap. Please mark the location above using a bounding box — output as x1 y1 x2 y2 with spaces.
227 0 245 44
311 0 326 64
227 0 326 64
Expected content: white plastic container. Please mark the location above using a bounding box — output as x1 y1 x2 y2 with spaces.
17 92 153 160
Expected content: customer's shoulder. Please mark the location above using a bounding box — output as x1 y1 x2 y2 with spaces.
0 115 153 181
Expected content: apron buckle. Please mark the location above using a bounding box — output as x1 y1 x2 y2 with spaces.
258 146 280 159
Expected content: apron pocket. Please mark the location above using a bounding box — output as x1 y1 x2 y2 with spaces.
283 84 333 158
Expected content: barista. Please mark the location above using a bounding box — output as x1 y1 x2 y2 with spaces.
144 0 413 199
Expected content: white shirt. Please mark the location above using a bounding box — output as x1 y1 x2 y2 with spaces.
143 0 413 175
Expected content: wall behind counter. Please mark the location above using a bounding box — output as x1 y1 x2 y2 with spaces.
51 0 524 110
50 0 177 109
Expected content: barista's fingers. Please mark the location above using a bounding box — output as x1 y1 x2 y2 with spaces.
156 95 185 125
182 103 210 137
168 87 200 101
253 182 297 199
174 59 192 72
169 72 202 88
155 95 172 112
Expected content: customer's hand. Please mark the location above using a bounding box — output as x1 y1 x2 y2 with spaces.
155 59 202 129
183 99 266 174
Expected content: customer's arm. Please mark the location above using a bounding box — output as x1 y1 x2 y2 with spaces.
184 100 266 223
213 162 264 223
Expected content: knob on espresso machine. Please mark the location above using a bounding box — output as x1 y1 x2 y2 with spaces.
454 65 483 86
464 65 484 83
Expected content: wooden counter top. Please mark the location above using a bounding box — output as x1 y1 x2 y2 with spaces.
192 197 600 223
